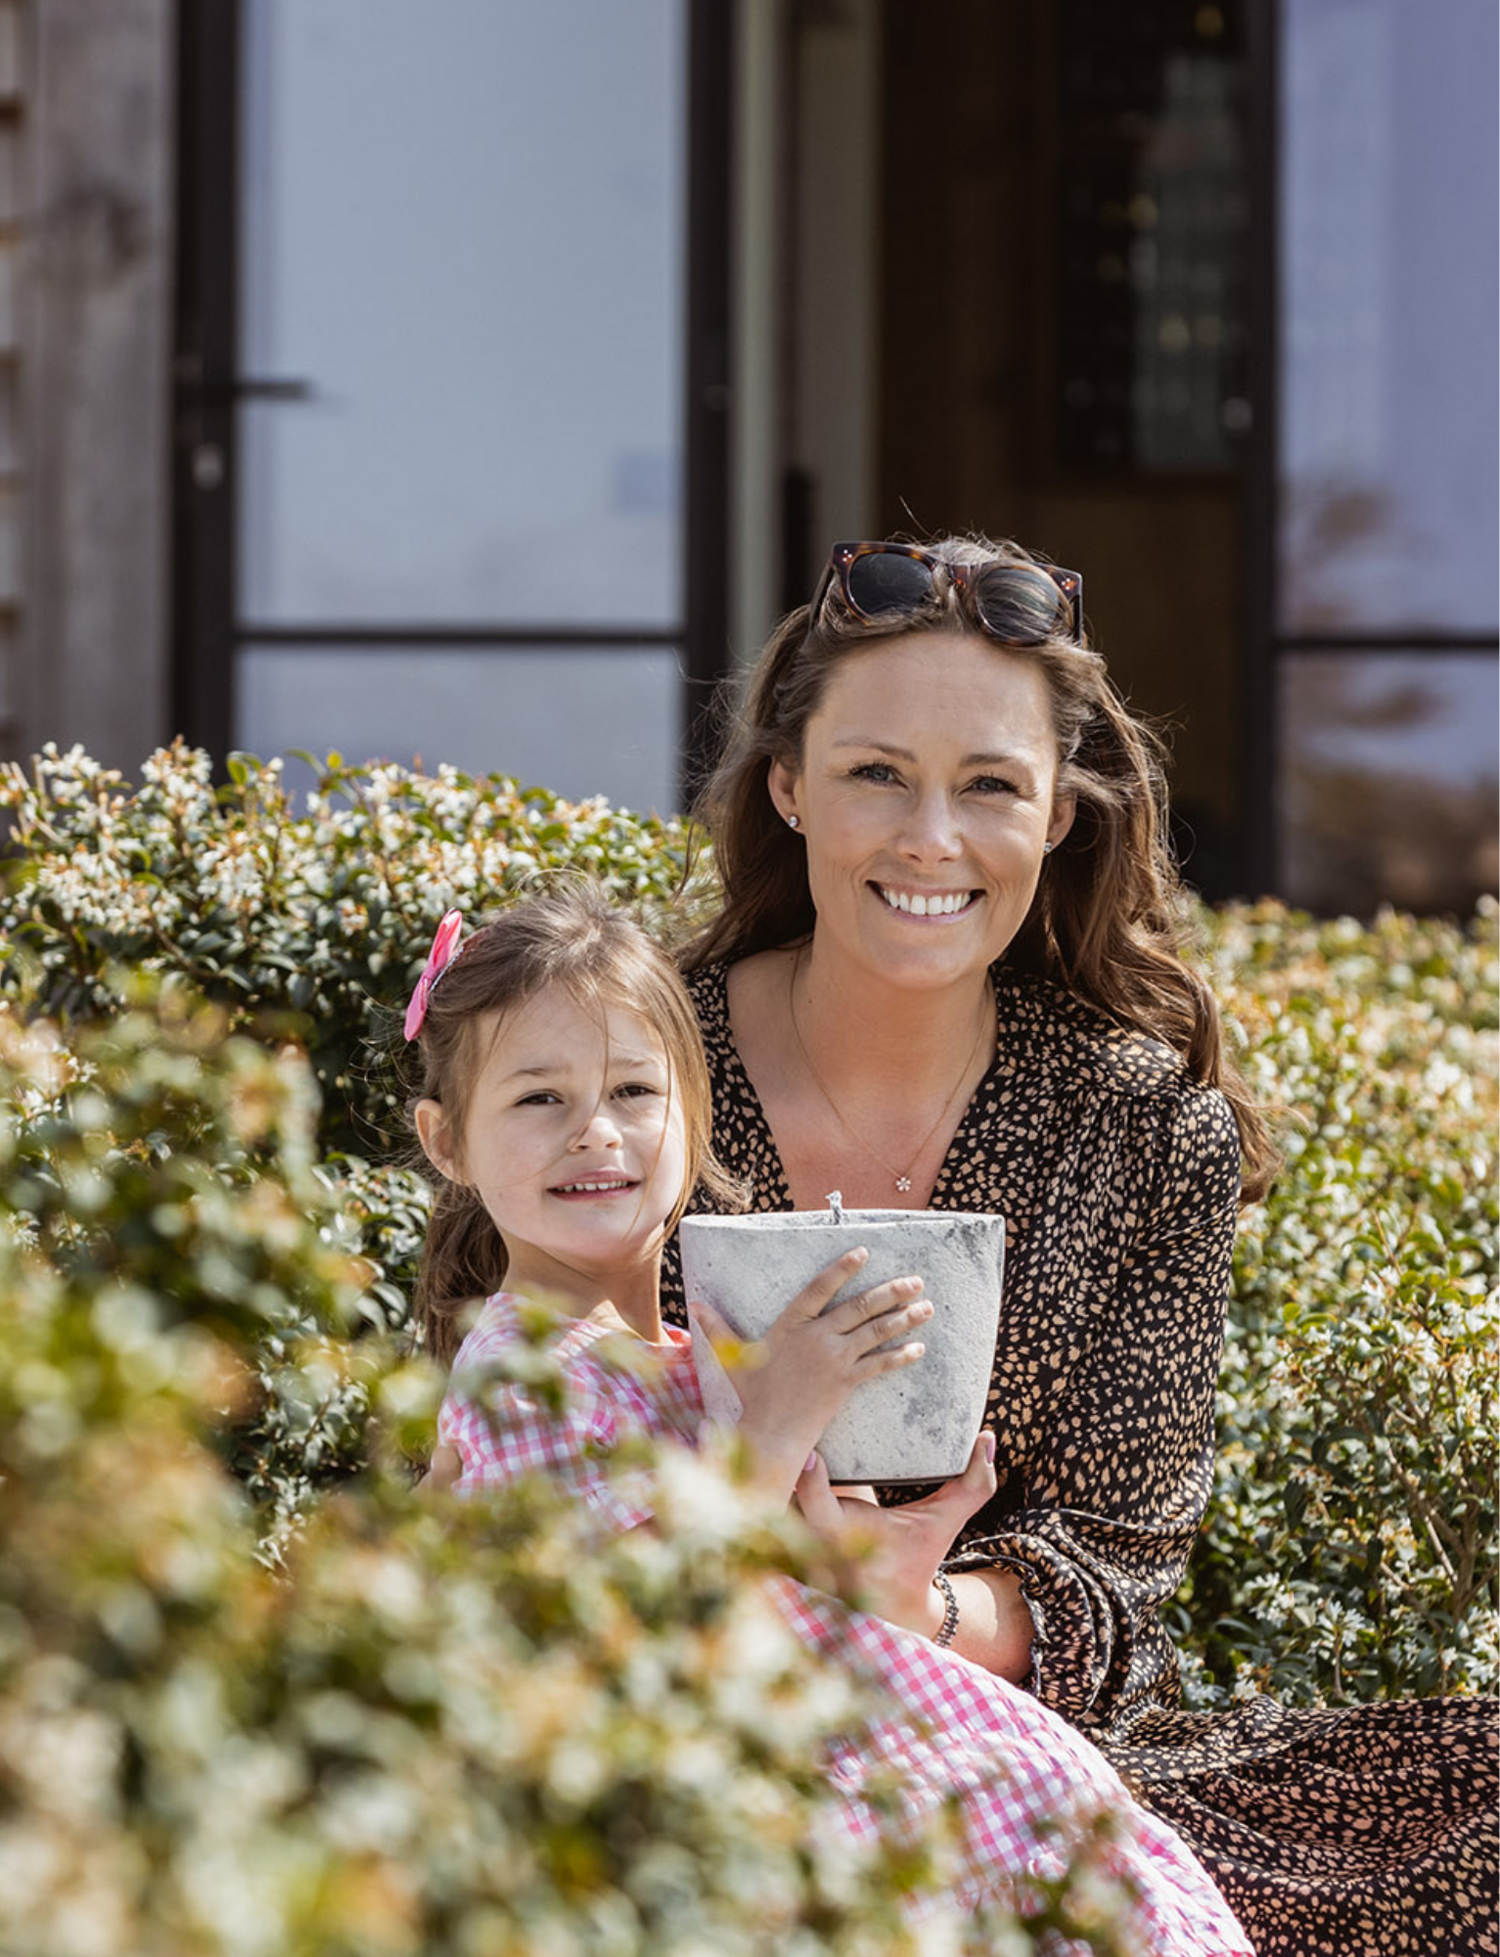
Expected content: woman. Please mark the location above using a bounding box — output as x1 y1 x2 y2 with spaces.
660 534 1496 1956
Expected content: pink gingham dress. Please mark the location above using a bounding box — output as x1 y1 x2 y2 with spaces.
439 1295 1254 1954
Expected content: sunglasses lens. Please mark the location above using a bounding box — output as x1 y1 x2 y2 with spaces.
844 550 937 618
972 566 1076 644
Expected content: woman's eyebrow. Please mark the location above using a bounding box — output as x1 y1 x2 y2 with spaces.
832 736 918 758
832 736 1039 772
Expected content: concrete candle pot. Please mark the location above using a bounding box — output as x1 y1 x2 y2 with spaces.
681 1199 1005 1484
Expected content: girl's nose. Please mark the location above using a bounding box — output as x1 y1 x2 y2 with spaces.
571 1103 624 1149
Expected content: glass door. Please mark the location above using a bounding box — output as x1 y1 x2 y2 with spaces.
174 0 728 817
1267 0 1498 910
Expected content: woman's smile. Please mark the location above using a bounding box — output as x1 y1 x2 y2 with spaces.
872 882 983 919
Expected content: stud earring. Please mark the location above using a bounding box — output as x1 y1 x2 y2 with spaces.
786 814 800 830
1043 841 1054 854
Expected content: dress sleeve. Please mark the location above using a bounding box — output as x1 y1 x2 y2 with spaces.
946 1083 1241 1727
437 1341 656 1538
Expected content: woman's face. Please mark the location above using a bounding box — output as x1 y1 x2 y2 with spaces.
768 628 1074 992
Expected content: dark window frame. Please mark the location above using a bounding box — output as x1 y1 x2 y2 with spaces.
1245 0 1498 906
171 0 732 809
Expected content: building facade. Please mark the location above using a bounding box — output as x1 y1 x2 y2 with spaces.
6 0 1497 912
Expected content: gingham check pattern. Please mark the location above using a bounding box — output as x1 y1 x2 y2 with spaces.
440 1297 1253 1954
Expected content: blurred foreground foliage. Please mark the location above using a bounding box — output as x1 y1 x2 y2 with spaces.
0 742 1496 1947
0 986 1137 1956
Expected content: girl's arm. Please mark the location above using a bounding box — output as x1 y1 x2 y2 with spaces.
688 1246 935 1506
689 1245 1001 1651
419 1443 462 1495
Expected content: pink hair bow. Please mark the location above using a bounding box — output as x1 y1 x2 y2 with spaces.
404 908 464 1040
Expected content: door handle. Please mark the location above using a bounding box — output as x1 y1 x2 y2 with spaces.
174 357 315 406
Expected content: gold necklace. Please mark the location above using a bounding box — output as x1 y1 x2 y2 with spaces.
786 953 994 1195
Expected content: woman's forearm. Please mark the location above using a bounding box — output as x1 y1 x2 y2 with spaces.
941 1568 1034 1683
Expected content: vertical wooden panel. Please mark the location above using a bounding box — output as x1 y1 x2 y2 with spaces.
20 0 175 772
0 1 21 754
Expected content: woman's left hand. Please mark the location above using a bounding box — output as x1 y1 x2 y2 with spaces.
793 1433 997 1637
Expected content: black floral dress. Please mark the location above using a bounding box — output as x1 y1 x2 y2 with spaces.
661 960 1499 1957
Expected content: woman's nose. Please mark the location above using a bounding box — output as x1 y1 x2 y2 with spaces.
899 789 962 859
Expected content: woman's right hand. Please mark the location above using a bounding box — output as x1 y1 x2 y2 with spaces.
689 1247 932 1502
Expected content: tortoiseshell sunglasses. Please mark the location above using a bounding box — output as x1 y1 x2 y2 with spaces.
816 540 1084 646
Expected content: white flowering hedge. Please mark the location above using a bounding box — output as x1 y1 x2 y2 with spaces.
1 742 1495 1723
0 986 1140 1957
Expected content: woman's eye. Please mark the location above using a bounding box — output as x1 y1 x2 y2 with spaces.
850 761 899 785
969 774 1018 796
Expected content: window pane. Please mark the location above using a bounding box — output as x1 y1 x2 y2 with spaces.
239 0 685 628
1278 0 1498 634
1278 651 1499 913
235 645 686 817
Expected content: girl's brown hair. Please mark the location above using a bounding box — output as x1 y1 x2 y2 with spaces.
408 884 743 1365
685 533 1277 1203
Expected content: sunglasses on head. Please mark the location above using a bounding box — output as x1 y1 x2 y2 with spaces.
816 540 1084 646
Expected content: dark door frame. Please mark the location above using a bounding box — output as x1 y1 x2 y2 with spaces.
171 0 733 808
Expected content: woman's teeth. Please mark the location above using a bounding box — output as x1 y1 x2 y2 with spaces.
876 886 975 917
554 1178 633 1193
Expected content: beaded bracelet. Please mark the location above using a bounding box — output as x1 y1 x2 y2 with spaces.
932 1570 960 1648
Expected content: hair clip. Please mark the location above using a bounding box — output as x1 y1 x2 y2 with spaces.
404 908 464 1040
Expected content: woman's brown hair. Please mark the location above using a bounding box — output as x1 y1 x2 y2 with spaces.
684 533 1277 1203
408 883 743 1365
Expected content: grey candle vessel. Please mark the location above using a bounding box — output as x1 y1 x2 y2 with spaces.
681 1203 1005 1484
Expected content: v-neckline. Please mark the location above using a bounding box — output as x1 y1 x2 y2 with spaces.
706 960 1010 1211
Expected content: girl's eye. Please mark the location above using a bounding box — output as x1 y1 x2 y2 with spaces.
614 1080 659 1100
516 1089 562 1107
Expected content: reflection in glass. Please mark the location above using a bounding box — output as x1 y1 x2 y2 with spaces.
235 646 685 817
1056 0 1248 472
238 0 685 628
1279 0 1499 634
1279 652 1499 914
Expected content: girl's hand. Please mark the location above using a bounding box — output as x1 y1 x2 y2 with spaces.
794 1432 998 1638
689 1247 932 1502
418 1442 463 1497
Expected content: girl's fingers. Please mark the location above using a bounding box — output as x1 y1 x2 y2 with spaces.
854 1337 927 1378
846 1295 933 1357
829 1274 925 1331
686 1297 731 1345
782 1246 871 1322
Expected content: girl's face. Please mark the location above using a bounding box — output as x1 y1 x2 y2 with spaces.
768 628 1074 994
416 985 688 1309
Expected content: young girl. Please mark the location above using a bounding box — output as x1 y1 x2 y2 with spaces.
405 886 1253 1954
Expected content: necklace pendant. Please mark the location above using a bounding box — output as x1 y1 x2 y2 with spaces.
895 1175 912 1193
